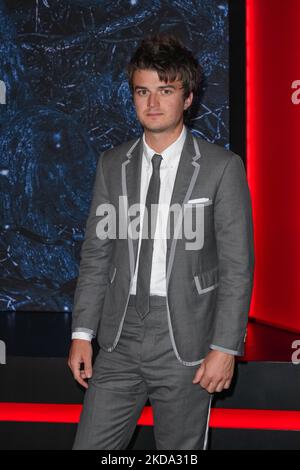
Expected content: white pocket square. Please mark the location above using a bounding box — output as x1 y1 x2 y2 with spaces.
187 197 210 203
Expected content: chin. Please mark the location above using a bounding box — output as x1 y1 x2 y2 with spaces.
145 127 169 134
142 122 171 133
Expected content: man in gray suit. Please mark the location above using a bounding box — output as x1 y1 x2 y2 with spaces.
68 33 254 450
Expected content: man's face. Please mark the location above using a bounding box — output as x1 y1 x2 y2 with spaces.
132 69 193 133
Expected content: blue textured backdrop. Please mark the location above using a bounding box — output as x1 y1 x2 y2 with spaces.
0 0 229 312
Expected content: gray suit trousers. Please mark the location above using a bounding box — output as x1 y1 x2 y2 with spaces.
73 295 213 450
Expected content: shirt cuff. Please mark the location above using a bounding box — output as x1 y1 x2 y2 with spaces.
72 332 93 341
209 344 239 356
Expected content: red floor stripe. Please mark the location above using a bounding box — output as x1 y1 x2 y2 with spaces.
0 404 300 431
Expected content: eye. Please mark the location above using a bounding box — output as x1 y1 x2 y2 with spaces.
136 89 148 96
161 89 173 95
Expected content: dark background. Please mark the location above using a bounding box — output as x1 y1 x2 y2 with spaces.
0 0 230 313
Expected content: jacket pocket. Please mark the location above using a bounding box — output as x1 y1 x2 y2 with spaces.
108 265 117 284
194 266 219 295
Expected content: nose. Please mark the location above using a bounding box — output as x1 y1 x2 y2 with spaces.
147 92 159 109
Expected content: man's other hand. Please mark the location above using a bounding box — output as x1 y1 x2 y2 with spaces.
192 350 235 393
68 339 93 389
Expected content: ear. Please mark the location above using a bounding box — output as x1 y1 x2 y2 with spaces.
183 91 193 110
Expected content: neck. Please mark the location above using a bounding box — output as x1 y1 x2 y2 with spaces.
144 122 184 153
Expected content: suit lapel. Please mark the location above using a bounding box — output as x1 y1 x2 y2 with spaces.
122 137 143 279
166 129 201 282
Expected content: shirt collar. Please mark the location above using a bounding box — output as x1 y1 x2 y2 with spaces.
142 124 187 169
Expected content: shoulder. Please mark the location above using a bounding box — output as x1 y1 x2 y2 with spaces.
192 134 245 182
193 134 241 166
101 136 141 164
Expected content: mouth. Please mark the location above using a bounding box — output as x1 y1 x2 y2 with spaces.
146 113 163 117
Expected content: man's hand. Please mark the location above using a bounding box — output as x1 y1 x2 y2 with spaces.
192 350 235 393
68 339 93 389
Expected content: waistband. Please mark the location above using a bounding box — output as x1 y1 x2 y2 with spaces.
128 294 167 307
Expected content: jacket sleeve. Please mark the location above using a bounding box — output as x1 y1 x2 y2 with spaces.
71 151 113 337
210 153 255 356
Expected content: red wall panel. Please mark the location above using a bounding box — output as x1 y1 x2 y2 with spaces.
246 0 300 332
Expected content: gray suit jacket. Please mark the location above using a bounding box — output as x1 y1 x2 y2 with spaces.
72 128 255 366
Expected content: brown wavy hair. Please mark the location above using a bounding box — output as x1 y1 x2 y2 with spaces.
126 32 202 101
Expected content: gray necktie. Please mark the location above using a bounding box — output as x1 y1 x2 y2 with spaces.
135 153 163 318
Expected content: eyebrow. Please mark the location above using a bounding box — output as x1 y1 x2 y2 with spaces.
134 85 177 91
